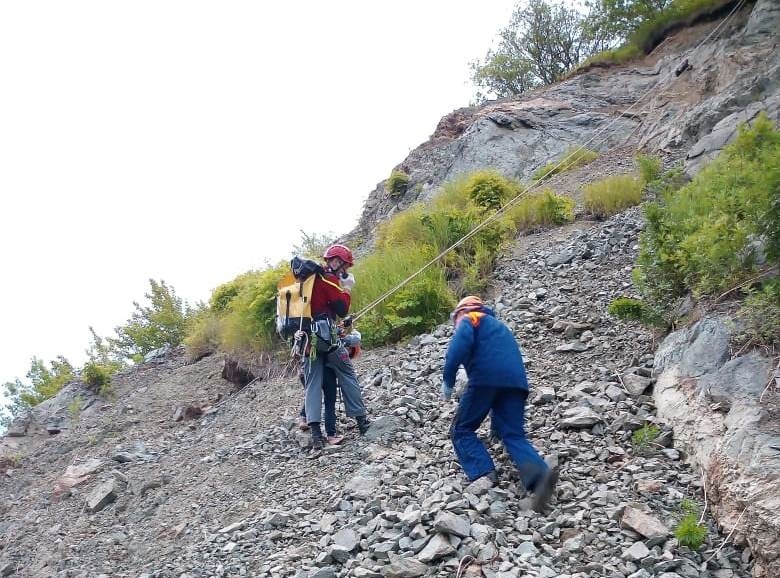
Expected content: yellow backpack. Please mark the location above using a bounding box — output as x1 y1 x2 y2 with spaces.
275 257 320 339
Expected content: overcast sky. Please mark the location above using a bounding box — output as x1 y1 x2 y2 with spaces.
0 1 516 394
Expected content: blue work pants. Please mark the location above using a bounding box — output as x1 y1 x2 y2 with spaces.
451 385 548 490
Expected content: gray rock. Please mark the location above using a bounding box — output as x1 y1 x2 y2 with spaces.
556 341 588 353
559 406 601 428
417 533 455 562
622 373 652 396
86 480 118 513
622 541 650 561
380 558 428 578
433 511 470 538
621 506 669 540
344 466 383 499
333 528 359 551
361 416 405 442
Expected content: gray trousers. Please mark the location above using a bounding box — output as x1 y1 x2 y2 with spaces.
304 346 366 425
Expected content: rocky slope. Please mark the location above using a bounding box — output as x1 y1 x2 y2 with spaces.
1 209 773 578
2 3 779 577
352 0 779 244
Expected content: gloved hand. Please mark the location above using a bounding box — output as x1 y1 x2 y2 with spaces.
441 382 454 402
341 274 355 294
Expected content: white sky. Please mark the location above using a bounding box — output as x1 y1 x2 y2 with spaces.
0 1 516 391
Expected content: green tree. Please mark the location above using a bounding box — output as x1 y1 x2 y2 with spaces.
1 356 75 428
472 0 611 99
110 279 191 359
584 0 671 43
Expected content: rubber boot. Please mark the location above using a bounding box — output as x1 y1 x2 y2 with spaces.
310 422 324 450
355 415 370 435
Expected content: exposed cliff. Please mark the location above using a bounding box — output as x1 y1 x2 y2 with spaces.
353 0 779 245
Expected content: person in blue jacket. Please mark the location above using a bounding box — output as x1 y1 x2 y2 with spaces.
442 295 558 511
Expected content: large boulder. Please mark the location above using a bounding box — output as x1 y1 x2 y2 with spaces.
654 317 780 577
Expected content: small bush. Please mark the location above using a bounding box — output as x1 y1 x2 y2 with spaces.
532 147 598 181
576 44 642 70
386 169 410 197
631 423 660 449
217 263 288 353
67 396 84 422
465 169 517 210
608 297 664 326
537 190 575 225
583 175 644 218
636 154 663 186
635 114 780 303
505 190 575 230
674 500 708 550
352 246 456 347
82 362 117 396
736 278 780 347
184 309 222 360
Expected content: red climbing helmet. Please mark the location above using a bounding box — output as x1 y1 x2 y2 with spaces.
451 295 484 321
323 244 354 267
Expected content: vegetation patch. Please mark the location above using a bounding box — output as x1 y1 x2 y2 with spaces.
386 169 410 197
674 499 708 550
631 423 661 450
609 297 664 326
583 175 644 218
634 114 780 308
532 147 599 182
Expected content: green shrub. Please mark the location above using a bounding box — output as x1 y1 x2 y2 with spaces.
584 175 644 218
674 500 708 550
1 357 75 427
636 154 663 186
631 423 660 449
608 297 664 326
351 246 456 346
736 278 780 347
184 308 222 360
217 263 288 353
506 190 575 230
538 190 576 224
635 114 780 304
82 362 118 396
576 44 642 70
532 147 598 181
386 169 410 197
465 169 518 210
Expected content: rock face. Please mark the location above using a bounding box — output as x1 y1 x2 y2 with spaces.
352 0 780 244
654 319 780 578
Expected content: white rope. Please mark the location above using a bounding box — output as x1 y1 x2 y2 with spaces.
352 0 749 323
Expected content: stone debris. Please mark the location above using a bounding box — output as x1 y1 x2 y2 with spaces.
0 208 759 578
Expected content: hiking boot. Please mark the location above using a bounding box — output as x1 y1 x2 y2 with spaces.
355 415 371 435
326 434 345 445
297 416 309 431
310 437 324 451
532 465 559 513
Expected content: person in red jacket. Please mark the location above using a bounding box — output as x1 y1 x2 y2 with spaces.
300 245 369 449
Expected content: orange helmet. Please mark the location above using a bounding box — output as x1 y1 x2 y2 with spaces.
323 244 354 267
451 295 484 321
